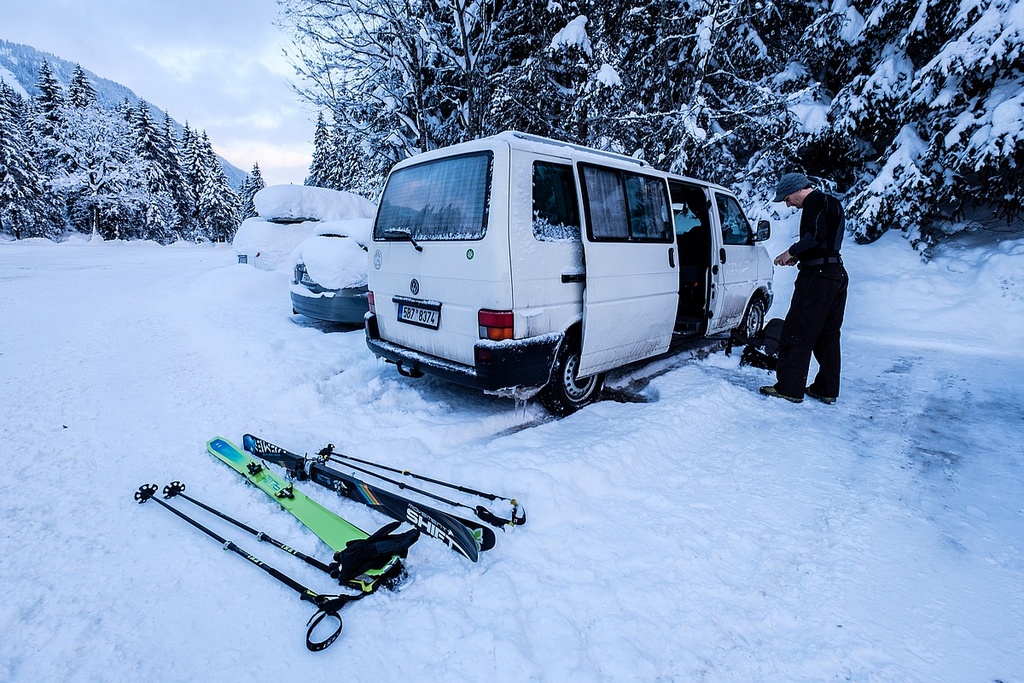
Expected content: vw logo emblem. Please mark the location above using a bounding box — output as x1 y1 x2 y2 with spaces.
410 279 420 295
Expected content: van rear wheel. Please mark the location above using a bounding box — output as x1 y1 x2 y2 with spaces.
538 336 604 416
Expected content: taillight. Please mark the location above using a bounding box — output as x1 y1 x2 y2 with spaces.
478 309 514 341
367 291 376 314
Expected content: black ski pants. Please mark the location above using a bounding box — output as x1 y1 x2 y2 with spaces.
775 263 849 399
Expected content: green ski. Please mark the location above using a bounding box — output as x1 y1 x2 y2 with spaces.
206 437 403 593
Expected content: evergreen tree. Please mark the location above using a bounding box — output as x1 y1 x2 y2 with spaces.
0 82 58 239
162 112 195 239
67 64 98 109
333 120 384 198
30 61 67 180
32 60 64 137
238 162 265 220
793 0 1024 248
487 2 602 142
193 132 240 242
179 123 204 239
306 111 331 187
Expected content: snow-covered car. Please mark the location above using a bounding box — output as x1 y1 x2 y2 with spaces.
290 217 374 324
232 185 376 271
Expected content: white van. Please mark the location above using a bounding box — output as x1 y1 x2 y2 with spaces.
365 132 773 415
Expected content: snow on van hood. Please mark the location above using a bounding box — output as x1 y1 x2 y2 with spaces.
292 234 369 290
254 185 376 223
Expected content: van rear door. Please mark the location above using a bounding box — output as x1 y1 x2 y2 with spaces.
576 163 679 376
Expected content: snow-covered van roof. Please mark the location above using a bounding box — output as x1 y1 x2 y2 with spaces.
388 131 732 194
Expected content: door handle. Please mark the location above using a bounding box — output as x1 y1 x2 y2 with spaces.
720 248 727 264
669 247 675 268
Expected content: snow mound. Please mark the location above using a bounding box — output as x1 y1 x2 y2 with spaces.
232 217 313 271
254 185 376 223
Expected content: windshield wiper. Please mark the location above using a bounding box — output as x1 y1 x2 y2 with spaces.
383 228 423 252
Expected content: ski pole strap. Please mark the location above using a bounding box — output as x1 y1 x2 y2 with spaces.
475 503 527 528
304 593 368 652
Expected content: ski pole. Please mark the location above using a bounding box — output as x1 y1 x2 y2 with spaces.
317 443 517 503
134 484 363 651
316 445 526 528
160 481 332 575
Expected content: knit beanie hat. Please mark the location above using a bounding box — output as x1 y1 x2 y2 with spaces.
773 173 811 202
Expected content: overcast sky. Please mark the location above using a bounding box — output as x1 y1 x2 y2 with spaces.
2 0 315 186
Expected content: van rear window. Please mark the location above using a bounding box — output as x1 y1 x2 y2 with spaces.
374 152 492 241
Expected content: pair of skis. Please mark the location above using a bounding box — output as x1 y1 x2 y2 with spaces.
134 481 417 651
207 437 404 591
241 434 525 563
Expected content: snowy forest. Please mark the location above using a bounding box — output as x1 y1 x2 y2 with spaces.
0 61 265 243
294 0 1023 252
2 0 1021 249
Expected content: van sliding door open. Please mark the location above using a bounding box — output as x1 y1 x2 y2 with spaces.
576 163 679 376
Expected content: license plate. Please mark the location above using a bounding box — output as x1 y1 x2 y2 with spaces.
398 302 440 329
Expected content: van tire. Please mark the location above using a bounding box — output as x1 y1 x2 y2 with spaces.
738 295 767 340
538 335 604 417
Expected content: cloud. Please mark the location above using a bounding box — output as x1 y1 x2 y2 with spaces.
2 0 314 186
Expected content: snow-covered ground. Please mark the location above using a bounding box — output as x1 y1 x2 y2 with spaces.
1 225 1022 682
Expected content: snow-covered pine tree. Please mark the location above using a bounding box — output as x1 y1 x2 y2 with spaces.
194 132 240 242
178 123 205 240
161 112 195 239
132 101 179 242
29 61 66 181
486 0 559 136
306 111 331 187
67 64 98 109
32 61 64 137
329 116 383 198
792 0 1023 248
238 162 265 220
487 2 607 143
597 0 794 182
0 82 58 239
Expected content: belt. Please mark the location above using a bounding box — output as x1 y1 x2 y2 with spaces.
798 256 843 268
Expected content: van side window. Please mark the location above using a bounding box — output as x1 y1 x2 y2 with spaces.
532 162 581 242
580 164 672 242
715 193 753 245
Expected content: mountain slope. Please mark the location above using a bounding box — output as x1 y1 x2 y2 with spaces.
0 39 248 189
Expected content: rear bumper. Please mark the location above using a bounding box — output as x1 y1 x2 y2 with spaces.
291 285 368 324
365 314 560 392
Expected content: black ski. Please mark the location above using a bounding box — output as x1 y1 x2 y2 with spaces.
243 434 495 562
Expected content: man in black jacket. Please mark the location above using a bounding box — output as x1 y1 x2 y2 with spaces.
760 173 849 404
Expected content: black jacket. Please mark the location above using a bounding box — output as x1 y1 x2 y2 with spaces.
789 190 845 263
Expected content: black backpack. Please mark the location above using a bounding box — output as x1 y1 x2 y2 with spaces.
735 318 784 371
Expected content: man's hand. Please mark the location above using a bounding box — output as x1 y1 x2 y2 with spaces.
774 250 796 266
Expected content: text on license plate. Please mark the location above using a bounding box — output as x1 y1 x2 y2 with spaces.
398 303 440 329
